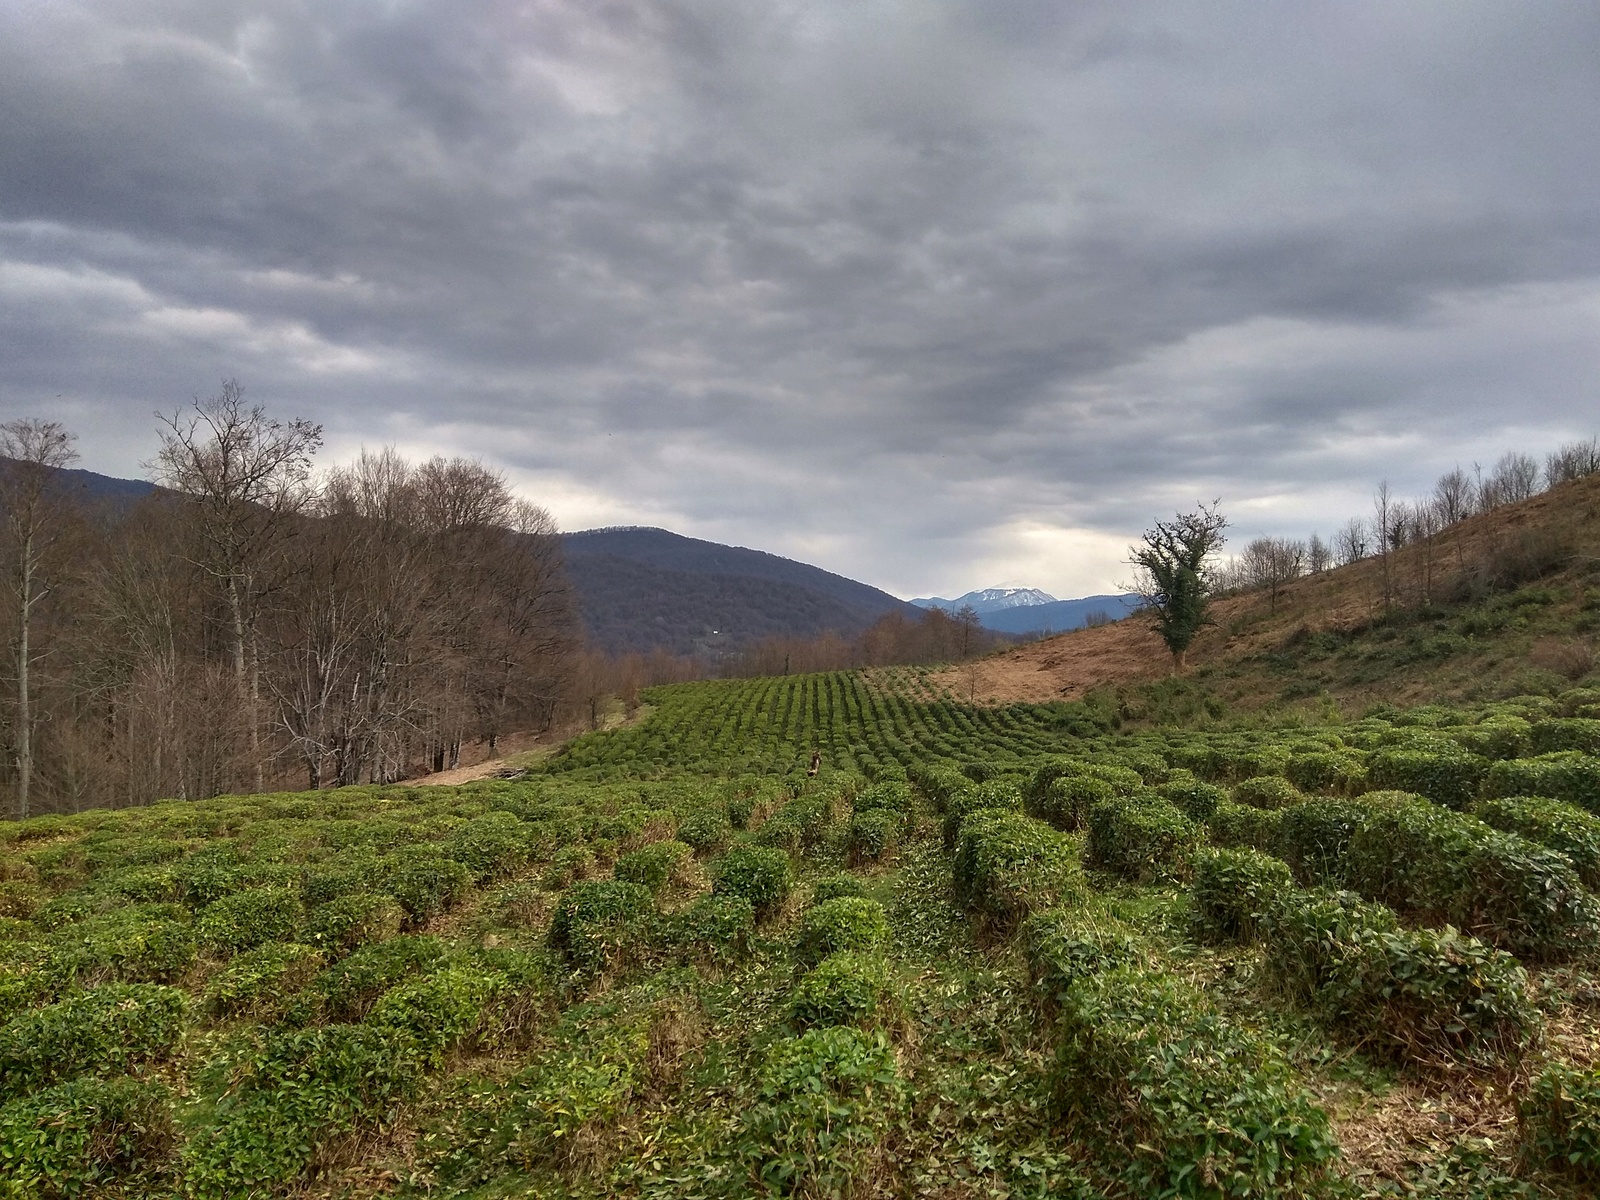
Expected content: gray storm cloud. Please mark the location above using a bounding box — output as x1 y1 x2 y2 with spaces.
2 1 1598 598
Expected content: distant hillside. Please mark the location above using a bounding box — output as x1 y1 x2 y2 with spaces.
0 460 157 505
561 527 913 656
975 594 1141 635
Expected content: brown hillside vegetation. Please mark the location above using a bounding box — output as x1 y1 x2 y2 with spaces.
936 470 1600 706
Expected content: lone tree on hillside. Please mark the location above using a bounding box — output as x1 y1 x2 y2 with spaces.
1127 502 1228 671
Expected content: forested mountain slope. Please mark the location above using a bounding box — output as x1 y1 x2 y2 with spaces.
562 526 913 655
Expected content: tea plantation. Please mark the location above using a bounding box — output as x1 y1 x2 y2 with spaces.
5 671 1600 1197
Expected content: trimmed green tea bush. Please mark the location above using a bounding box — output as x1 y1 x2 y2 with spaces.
1345 798 1600 959
811 873 869 905
1027 774 1113 831
1532 718 1600 756
667 894 755 966
313 934 449 1021
1474 795 1600 892
854 780 913 815
47 906 196 984
1054 963 1337 1198
1368 748 1488 809
1021 909 1137 1014
737 1027 906 1198
1278 798 1369 885
549 880 655 973
1286 751 1368 796
847 809 902 863
444 812 530 881
788 951 892 1029
942 778 1024 846
1520 1060 1600 1182
1446 717 1532 761
709 847 792 919
0 983 187 1097
1231 775 1303 810
198 886 301 955
1261 887 1535 1067
1087 795 1201 882
0 1075 174 1197
303 892 405 954
376 853 473 925
795 897 888 966
1486 752 1600 815
203 942 323 1019
614 840 692 894
1157 775 1226 823
367 965 504 1064
952 810 1084 937
676 806 732 854
1191 848 1294 944
1205 802 1285 854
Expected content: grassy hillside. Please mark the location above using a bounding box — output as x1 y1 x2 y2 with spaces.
940 470 1600 711
5 665 1600 1196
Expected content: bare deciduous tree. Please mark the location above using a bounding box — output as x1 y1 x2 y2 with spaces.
0 420 79 818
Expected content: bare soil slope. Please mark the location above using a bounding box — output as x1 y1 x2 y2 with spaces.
935 472 1600 706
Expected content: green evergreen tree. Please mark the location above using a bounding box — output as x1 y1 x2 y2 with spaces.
1128 502 1228 671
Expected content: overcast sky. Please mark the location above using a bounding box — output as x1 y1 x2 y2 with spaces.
3 2 1598 600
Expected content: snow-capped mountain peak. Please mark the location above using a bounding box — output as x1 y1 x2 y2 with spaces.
910 586 1059 615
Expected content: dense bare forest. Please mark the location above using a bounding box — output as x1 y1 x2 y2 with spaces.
0 386 579 818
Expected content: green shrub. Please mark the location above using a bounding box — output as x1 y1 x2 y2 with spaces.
1191 848 1294 944
1486 752 1600 814
854 780 913 815
376 853 473 925
614 840 692 894
1533 718 1600 756
1021 909 1137 1014
847 809 902 864
811 873 870 905
738 1027 906 1198
795 897 888 966
549 880 655 973
1345 798 1600 959
1205 802 1285 854
1520 1060 1600 1182
788 952 893 1029
911 763 974 812
444 812 530 881
725 793 758 830
942 778 1024 846
1446 717 1532 761
312 934 449 1021
709 847 792 919
367 965 504 1063
953 810 1085 936
667 894 755 966
676 806 732 854
47 906 196 984
1055 963 1337 1198
203 942 323 1019
302 892 406 953
1474 795 1600 892
1231 776 1302 811
1368 748 1489 809
1278 798 1369 885
1285 751 1368 795
197 886 302 955
1261 887 1535 1067
0 1075 174 1197
1028 774 1113 831
0 983 187 1097
1157 776 1226 823
183 1023 416 1197
541 844 595 889
1086 795 1201 882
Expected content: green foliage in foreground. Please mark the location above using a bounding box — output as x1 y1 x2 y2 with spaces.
0 672 1597 1197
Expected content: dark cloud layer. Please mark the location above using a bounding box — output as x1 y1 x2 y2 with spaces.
3 1 1599 597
